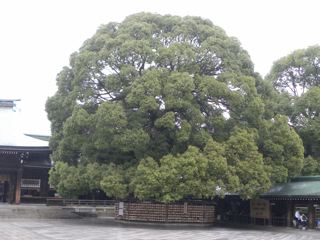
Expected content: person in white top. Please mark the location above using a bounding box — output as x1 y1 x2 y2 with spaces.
294 210 301 228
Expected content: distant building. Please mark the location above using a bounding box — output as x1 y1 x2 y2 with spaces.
0 99 51 203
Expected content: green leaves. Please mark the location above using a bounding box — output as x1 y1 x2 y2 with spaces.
259 115 304 182
49 162 89 198
132 157 162 201
267 45 320 97
47 12 261 164
225 128 271 199
155 112 175 129
293 87 320 125
290 87 320 162
265 46 320 171
47 12 310 202
133 132 271 202
100 164 129 200
49 162 131 199
133 146 214 203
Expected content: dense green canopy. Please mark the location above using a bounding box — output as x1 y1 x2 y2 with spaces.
266 45 320 97
47 13 305 201
267 45 320 175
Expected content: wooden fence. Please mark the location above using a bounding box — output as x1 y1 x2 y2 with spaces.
46 198 115 207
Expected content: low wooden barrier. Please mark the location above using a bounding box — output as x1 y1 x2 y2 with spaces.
46 198 115 207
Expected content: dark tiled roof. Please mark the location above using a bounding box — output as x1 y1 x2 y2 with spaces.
261 176 320 200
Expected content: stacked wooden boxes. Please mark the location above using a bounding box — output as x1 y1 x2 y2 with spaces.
115 202 215 224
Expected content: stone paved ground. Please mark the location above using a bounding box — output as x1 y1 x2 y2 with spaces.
1 219 320 240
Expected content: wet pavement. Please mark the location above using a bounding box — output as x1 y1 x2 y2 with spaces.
1 218 319 240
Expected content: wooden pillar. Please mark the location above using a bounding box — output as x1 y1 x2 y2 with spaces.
15 169 22 204
165 204 169 223
9 174 15 203
308 203 315 229
287 201 292 227
268 201 272 226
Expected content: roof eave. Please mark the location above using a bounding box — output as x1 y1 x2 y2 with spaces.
0 145 50 152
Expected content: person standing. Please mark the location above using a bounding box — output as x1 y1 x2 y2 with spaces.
294 210 301 228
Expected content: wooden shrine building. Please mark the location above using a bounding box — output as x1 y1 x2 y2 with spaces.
0 99 51 204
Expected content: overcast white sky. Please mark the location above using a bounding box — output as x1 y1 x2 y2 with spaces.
1 0 320 135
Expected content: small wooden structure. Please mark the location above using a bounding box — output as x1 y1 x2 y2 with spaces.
0 146 51 203
261 176 320 229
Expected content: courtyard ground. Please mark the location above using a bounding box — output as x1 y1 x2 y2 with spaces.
1 218 319 240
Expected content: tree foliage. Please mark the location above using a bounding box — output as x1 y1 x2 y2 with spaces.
267 45 320 175
302 156 320 176
267 45 320 97
225 128 271 198
290 87 320 158
258 115 304 182
49 162 89 198
47 13 306 201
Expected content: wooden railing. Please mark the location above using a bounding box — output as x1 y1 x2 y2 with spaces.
271 216 287 226
46 198 115 207
64 199 115 206
21 196 47 204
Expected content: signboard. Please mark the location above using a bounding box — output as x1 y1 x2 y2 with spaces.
184 202 188 214
250 199 270 219
118 201 124 216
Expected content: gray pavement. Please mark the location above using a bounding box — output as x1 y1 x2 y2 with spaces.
0 218 319 240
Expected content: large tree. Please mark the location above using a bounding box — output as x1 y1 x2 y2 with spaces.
292 87 320 160
46 12 261 164
47 13 302 201
266 45 320 175
266 45 320 97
